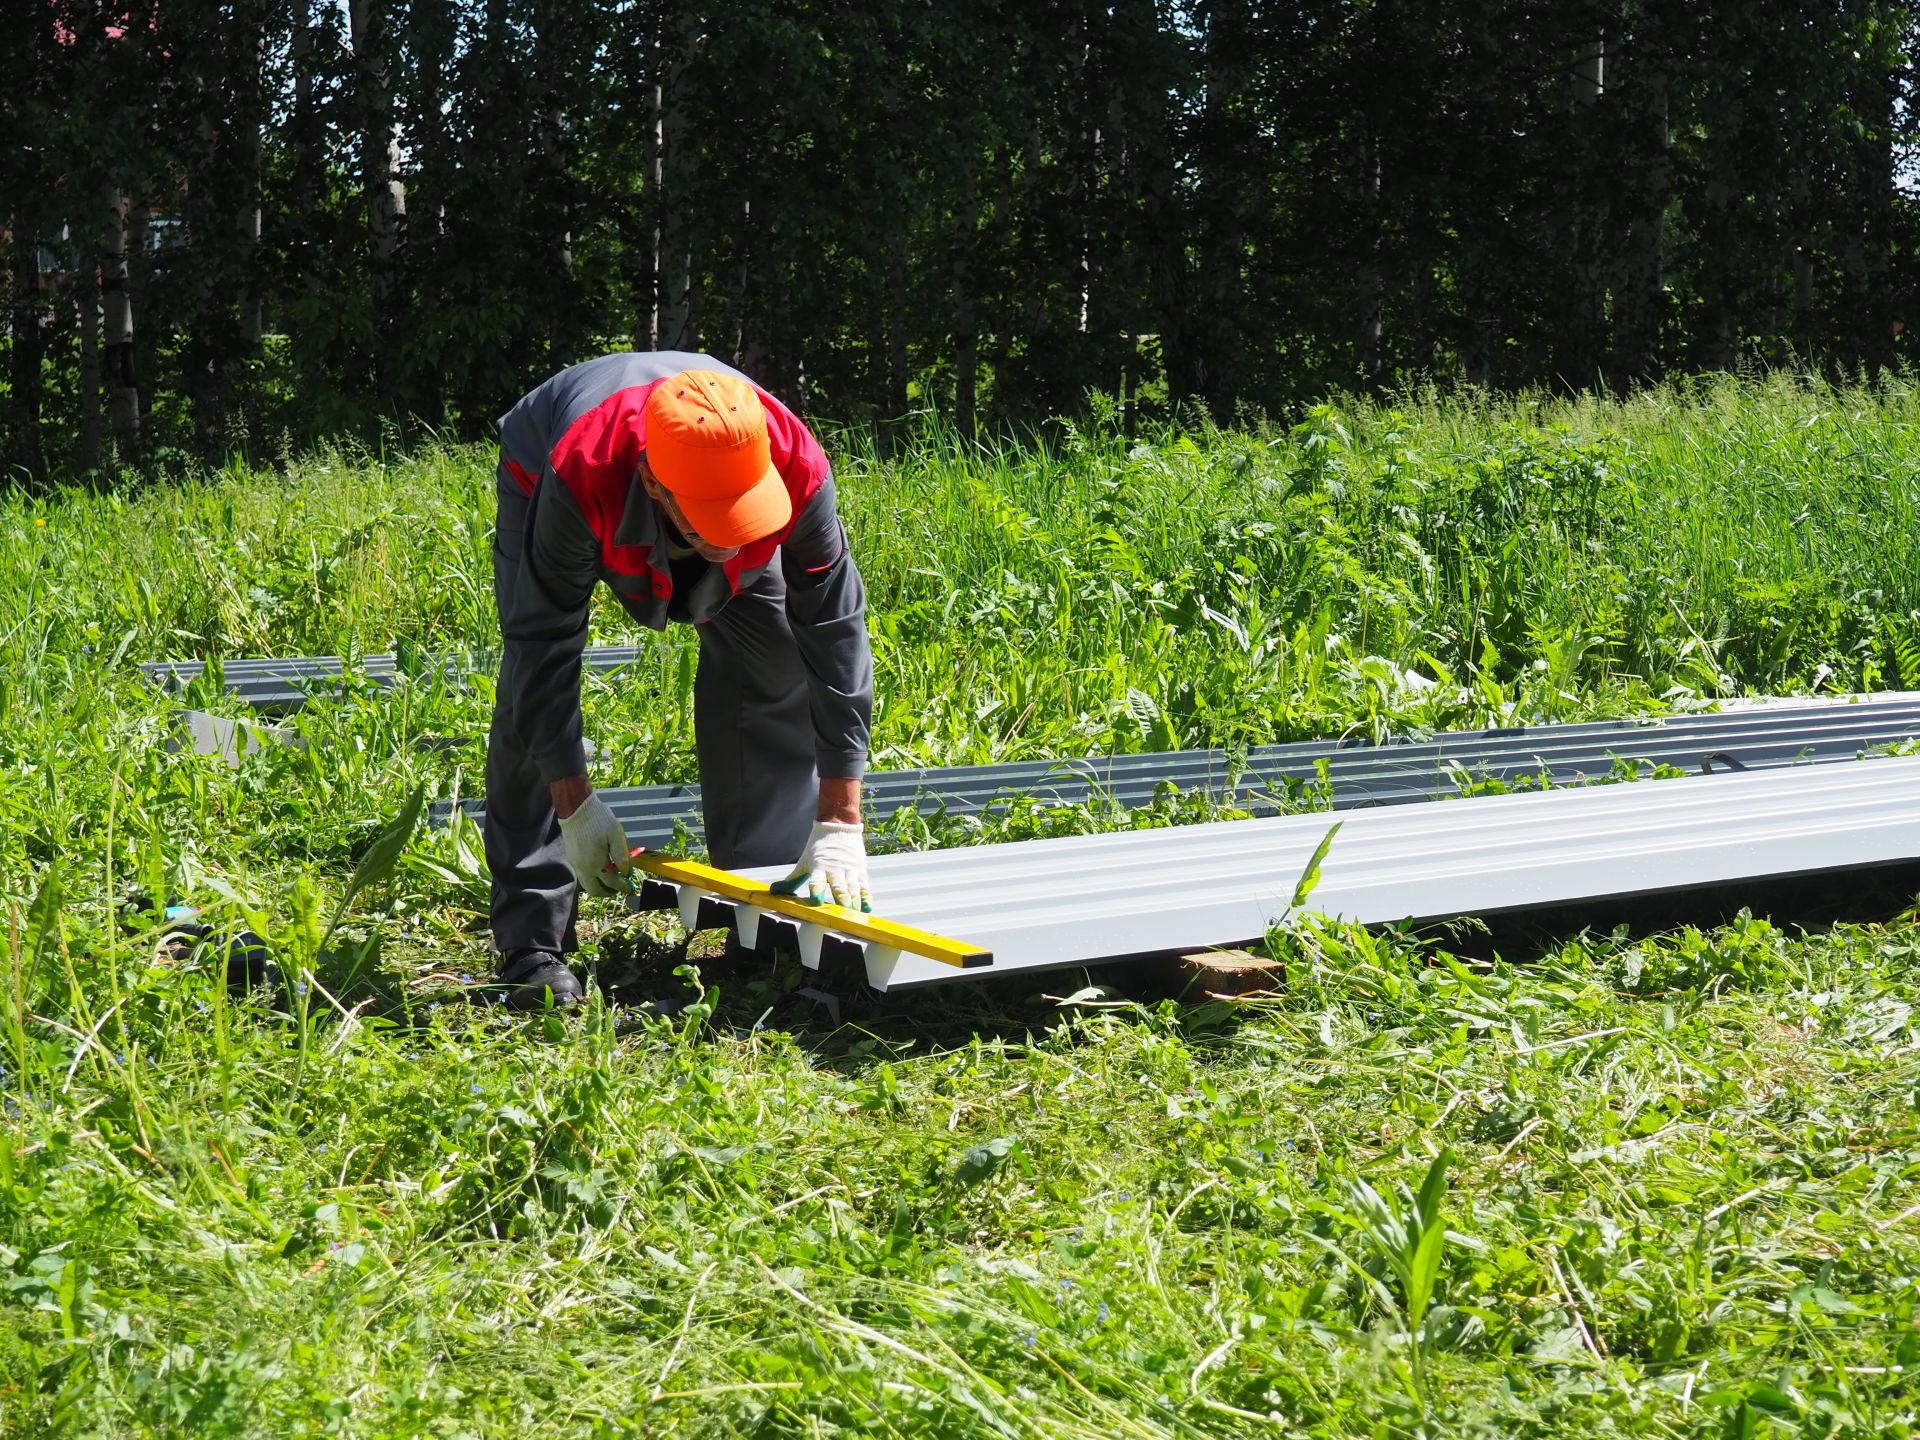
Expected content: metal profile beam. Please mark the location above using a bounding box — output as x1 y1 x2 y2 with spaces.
432 696 1920 847
139 646 647 711
711 755 1920 990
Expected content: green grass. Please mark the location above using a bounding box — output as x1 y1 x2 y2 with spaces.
2 373 1919 1436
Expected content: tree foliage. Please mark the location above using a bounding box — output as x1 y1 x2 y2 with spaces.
4 0 1917 484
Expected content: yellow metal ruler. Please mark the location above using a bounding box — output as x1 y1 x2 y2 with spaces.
628 852 992 970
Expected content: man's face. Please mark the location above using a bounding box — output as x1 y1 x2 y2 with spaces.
638 462 743 564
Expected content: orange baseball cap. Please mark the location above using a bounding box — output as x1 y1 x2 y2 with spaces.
642 370 790 547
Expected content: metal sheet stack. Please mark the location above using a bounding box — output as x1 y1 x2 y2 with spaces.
140 645 647 711
716 753 1920 988
436 693 1920 847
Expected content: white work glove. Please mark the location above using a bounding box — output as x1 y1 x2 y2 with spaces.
771 820 872 912
557 793 632 896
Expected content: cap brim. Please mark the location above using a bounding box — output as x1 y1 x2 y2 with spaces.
674 465 791 548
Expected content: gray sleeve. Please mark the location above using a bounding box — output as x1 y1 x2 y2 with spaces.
779 475 873 779
499 473 600 784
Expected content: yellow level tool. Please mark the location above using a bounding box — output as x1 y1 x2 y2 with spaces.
627 852 992 970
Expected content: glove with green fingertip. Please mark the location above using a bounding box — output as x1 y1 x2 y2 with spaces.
771 820 872 912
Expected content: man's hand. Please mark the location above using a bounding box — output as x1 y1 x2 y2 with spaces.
549 773 594 820
772 821 872 911
816 776 862 826
555 787 632 896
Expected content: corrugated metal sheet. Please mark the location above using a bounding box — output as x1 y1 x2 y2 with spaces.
435 695 1920 846
711 754 1920 989
139 646 646 711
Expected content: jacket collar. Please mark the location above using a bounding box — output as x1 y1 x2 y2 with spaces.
611 470 666 556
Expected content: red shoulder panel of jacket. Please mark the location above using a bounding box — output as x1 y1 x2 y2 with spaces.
549 383 661 581
503 459 539 496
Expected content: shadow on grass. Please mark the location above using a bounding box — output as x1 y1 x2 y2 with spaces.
580 917 1248 1069
1456 855 1920 964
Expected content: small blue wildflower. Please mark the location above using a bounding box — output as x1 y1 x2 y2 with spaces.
1058 1279 1074 1292
1097 1303 1109 1324
470 1083 481 1094
1022 1330 1036 1348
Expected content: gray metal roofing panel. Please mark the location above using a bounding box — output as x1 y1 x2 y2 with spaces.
431 697 1920 846
139 646 646 710
722 755 1920 988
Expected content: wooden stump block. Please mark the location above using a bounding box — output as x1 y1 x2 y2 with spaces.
1176 948 1283 998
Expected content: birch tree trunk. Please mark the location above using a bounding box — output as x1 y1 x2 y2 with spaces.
228 0 266 446
1353 128 1384 384
534 0 577 367
1839 26 1898 378
727 198 769 379
877 66 911 434
234 2 265 363
1068 18 1092 341
8 227 47 484
1560 33 1607 387
1694 101 1741 376
186 107 227 457
640 28 662 351
1194 0 1253 412
350 0 407 393
126 196 152 429
1116 0 1193 402
101 185 140 461
885 224 910 423
952 155 979 433
288 0 321 296
1461 279 1497 388
654 109 696 348
76 277 101 474
1611 13 1669 381
653 10 700 351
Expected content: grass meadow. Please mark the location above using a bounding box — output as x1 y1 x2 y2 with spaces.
2 375 1919 1436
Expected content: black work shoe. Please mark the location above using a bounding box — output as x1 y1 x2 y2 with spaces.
497 950 586 1012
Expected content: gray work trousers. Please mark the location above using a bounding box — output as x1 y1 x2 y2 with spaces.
485 474 819 956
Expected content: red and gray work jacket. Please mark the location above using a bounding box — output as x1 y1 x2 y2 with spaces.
494 350 872 786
